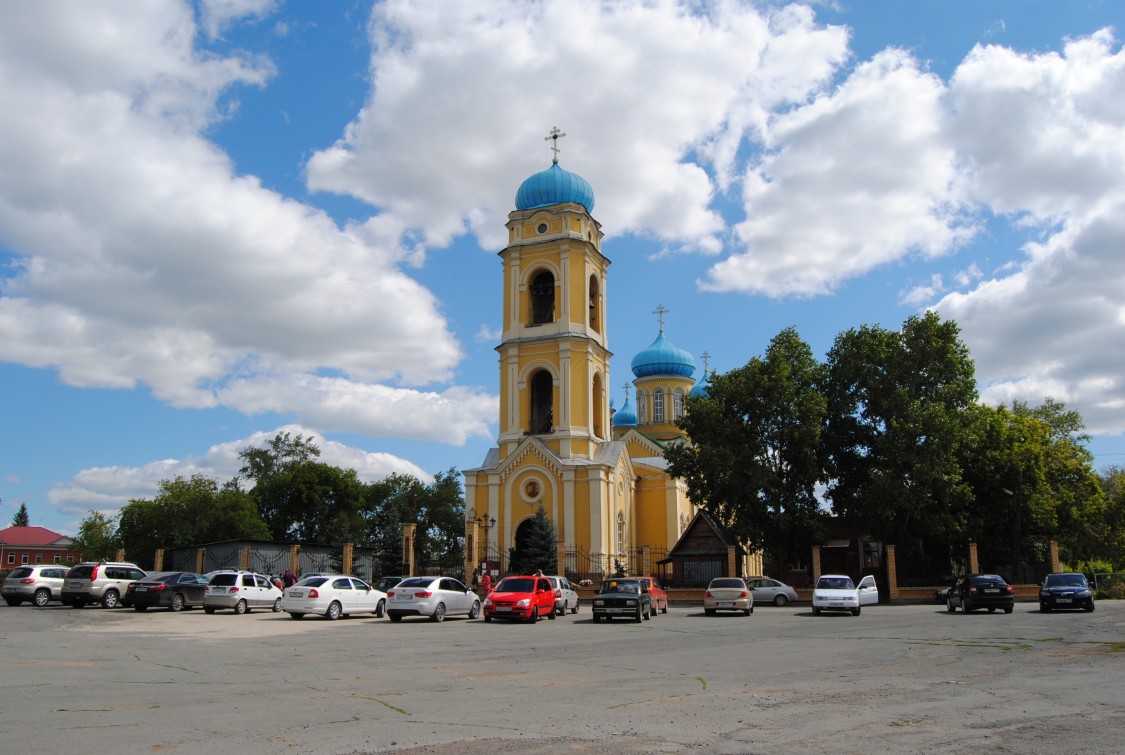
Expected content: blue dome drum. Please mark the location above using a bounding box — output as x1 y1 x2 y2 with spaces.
515 163 595 213
631 332 696 378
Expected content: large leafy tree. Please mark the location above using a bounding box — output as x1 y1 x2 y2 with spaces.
363 469 465 570
117 475 269 565
666 327 827 560
1095 467 1125 569
71 511 120 562
822 312 977 561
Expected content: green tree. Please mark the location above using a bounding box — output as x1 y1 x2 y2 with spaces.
508 506 557 575
363 469 465 570
822 312 978 565
11 502 30 527
666 327 827 561
1095 467 1125 569
71 510 120 562
117 475 269 565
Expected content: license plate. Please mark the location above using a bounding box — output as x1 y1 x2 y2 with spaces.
135 586 148 592
395 594 411 600
212 587 227 593
718 602 733 607
496 606 511 612
290 590 304 598
68 580 82 587
609 607 631 613
985 588 999 593
1057 598 1072 604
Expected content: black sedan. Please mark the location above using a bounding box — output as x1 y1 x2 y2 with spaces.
591 578 652 623
1039 572 1095 612
127 571 210 612
946 573 1015 614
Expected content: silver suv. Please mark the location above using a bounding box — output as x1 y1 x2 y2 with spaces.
61 562 147 608
204 571 283 614
3 564 70 606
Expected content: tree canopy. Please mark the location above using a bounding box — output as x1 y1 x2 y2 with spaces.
71 510 120 562
11 502 30 527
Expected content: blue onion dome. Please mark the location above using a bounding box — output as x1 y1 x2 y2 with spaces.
689 378 710 399
631 331 696 378
612 399 637 427
516 162 595 213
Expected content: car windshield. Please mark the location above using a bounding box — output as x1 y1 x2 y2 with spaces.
1045 574 1087 587
817 577 855 590
600 581 640 594
710 579 745 589
495 578 534 592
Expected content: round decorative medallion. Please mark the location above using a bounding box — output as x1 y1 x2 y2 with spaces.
537 222 548 234
524 479 541 501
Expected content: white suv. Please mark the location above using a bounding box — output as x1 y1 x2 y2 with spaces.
544 575 579 615
3 564 70 606
204 571 283 614
62 562 147 608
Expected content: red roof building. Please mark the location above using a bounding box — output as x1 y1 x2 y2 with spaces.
0 526 81 569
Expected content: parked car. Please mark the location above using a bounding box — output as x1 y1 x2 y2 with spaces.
1039 572 1095 612
747 576 800 607
204 571 283 614
704 577 753 616
374 575 404 593
543 575 579 615
282 575 387 620
812 574 878 616
2 564 70 606
385 576 480 622
946 573 1014 614
933 577 956 604
482 575 557 622
635 576 668 614
127 571 210 612
591 578 652 623
61 562 147 608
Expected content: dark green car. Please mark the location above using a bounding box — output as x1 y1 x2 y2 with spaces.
591 578 653 623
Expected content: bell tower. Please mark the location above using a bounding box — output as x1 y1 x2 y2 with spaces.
496 129 610 461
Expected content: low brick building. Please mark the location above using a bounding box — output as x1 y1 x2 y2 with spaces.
0 526 81 569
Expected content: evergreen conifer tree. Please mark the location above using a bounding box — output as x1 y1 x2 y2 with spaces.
510 506 558 574
11 502 30 527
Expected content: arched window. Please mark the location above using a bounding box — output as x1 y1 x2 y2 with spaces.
592 373 604 438
636 389 646 424
616 511 626 555
530 271 555 324
588 274 600 333
673 388 684 419
653 388 665 422
529 370 553 434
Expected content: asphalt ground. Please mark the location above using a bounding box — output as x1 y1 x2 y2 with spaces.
0 599 1122 754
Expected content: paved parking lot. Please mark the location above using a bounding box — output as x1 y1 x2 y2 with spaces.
1 600 1122 753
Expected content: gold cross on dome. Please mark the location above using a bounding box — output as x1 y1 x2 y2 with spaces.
701 351 711 373
653 304 669 332
545 127 567 163
623 383 631 402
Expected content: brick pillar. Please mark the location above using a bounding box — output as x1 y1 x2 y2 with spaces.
885 544 898 602
403 523 417 576
289 543 300 575
196 547 205 574
342 542 354 576
1048 540 1060 572
641 545 651 577
240 545 251 570
727 545 737 578
968 542 979 573
557 541 567 576
812 545 822 582
153 549 164 572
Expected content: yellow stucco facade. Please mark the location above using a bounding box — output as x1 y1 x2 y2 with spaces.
464 160 697 577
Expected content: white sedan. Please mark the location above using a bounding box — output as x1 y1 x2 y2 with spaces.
282 575 387 620
386 576 481 622
811 574 879 616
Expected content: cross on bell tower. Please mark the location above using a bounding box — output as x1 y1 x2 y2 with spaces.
545 126 567 164
653 304 669 333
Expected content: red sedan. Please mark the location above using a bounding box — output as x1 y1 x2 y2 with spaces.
482 576 557 622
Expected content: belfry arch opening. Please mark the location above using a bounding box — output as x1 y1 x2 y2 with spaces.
592 373 604 438
588 274 600 333
530 270 555 324
529 369 554 434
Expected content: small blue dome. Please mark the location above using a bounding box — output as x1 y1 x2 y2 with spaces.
516 162 595 213
631 332 696 378
689 379 709 399
612 399 637 427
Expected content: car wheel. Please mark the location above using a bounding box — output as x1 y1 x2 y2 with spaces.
745 608 752 616
289 612 304 620
963 601 973 613
484 615 492 623
571 602 579 614
635 608 643 623
1003 606 1013 614
987 607 996 613
1040 603 1050 612
1085 603 1095 612
812 607 821 616
272 598 282 612
947 598 957 613
851 607 861 616
102 590 120 609
705 608 715 616
643 606 651 621
556 602 565 616
234 599 248 615
650 605 657 618
661 602 668 615
774 594 788 607
374 599 386 618
133 605 148 612
431 602 446 622
170 593 185 612
326 601 342 620
469 600 481 620
389 612 402 622
4 598 21 607
33 589 51 608
204 607 216 614
527 606 538 624
592 615 601 623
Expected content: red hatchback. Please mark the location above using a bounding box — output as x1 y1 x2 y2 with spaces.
483 576 557 623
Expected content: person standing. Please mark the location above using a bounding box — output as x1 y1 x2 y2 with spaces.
283 569 297 588
481 573 492 595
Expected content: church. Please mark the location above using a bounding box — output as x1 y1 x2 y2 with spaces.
463 133 709 580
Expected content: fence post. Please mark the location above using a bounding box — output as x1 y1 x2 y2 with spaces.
196 547 205 574
342 542 354 575
885 544 898 602
403 523 417 576
153 548 164 572
240 545 251 570
1048 540 1060 573
289 543 300 575
968 542 979 573
557 541 566 576
726 545 736 578
811 545 822 582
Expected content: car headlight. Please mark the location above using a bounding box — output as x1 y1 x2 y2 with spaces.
483 598 493 607
625 600 637 606
593 600 604 607
1076 590 1091 597
515 598 530 608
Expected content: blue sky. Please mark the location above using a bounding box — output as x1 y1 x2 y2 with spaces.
2 1 1125 535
